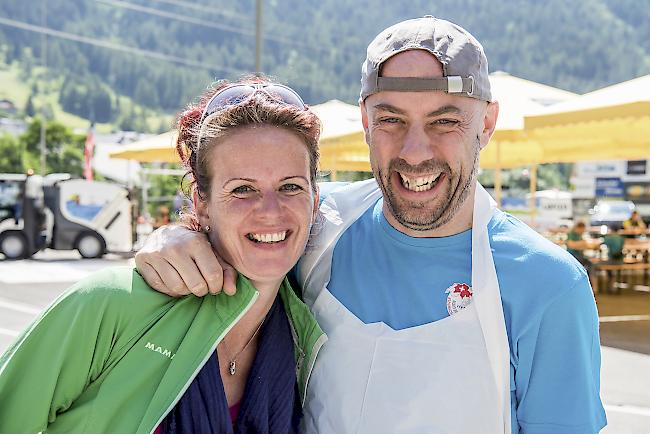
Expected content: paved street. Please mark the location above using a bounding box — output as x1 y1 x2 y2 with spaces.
1 249 649 433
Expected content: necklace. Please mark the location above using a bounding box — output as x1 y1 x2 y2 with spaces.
221 318 265 375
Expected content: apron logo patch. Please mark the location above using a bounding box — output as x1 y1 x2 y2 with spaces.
445 283 473 315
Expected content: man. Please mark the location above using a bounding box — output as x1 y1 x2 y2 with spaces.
623 210 647 231
136 16 606 433
566 221 600 267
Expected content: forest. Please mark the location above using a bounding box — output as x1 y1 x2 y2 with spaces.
0 0 648 125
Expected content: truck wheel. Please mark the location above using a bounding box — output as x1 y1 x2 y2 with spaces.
0 232 28 260
76 233 105 259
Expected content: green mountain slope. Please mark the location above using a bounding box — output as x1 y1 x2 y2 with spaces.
0 0 648 123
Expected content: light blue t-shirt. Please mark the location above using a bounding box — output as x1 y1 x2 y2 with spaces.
321 185 606 434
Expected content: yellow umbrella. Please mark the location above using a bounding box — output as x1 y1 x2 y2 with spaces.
108 131 179 163
523 74 650 163
480 71 577 169
310 100 371 175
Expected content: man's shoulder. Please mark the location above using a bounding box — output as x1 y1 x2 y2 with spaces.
489 210 587 290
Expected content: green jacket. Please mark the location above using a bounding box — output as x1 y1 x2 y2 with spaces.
0 267 326 434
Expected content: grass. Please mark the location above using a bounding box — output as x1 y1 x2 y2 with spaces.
0 63 30 108
0 62 173 134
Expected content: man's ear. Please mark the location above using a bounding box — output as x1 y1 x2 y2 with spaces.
192 188 210 227
479 101 499 150
360 102 371 146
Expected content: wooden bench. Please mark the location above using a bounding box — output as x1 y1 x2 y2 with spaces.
589 261 650 293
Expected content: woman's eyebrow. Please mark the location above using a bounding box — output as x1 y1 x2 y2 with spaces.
280 176 309 182
223 177 256 187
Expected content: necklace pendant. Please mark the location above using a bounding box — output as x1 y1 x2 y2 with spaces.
229 360 236 375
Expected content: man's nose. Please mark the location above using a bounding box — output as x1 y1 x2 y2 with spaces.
398 125 435 166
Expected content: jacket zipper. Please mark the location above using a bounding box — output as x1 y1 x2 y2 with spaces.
147 291 259 434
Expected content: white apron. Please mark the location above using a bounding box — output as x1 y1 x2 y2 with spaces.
297 179 511 434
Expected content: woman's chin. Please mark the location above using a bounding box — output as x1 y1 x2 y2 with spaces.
237 260 295 289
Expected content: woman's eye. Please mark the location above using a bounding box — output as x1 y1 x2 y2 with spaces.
280 183 303 193
232 185 254 195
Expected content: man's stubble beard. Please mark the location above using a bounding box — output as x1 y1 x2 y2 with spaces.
374 136 481 232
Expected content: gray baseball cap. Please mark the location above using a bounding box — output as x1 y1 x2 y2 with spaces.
360 16 492 102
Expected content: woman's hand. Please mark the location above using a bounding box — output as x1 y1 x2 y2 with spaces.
135 225 238 297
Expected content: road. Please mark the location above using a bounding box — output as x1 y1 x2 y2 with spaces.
1 249 649 433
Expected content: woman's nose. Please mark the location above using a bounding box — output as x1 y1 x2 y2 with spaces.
256 192 283 219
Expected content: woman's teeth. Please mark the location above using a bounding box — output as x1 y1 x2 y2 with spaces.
399 173 440 192
247 231 288 243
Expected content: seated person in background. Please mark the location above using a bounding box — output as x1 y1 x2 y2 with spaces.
623 210 647 232
602 230 625 262
566 221 600 268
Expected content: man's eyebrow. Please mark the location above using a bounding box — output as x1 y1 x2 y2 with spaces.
373 103 406 115
373 103 463 117
425 105 463 117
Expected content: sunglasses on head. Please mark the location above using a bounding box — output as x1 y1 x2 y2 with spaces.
200 83 306 122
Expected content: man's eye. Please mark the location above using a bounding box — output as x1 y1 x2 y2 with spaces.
433 119 459 126
378 117 401 124
280 183 303 193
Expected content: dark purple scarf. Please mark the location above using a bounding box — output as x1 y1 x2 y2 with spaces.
160 296 301 434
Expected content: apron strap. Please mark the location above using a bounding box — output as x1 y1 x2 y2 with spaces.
472 183 512 434
297 179 383 307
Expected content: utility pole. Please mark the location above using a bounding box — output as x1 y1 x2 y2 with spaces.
255 0 262 73
39 0 48 175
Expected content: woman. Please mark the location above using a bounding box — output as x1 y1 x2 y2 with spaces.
0 76 326 434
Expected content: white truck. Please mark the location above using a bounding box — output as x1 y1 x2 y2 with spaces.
0 173 132 259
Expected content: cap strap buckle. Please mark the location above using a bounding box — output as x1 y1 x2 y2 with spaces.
376 76 475 96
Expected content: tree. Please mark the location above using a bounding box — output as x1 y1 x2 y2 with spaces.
118 104 137 131
19 118 85 176
0 134 24 173
25 93 35 117
18 47 35 81
134 80 159 109
58 76 114 122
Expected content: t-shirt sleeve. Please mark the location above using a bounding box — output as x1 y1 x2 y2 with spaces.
514 276 607 434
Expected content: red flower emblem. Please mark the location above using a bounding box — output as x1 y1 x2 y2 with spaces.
452 283 472 299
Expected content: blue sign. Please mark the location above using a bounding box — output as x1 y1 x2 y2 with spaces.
595 177 624 198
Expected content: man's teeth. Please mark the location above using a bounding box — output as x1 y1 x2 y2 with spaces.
247 231 287 243
399 173 440 192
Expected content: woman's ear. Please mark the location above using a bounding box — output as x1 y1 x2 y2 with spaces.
192 188 210 228
312 187 320 223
